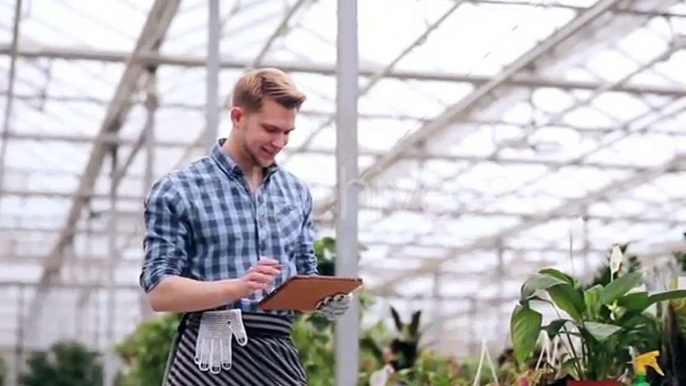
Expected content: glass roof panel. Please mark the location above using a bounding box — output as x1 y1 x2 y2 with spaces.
1 0 685 355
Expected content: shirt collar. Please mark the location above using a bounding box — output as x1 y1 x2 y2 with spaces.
210 138 280 178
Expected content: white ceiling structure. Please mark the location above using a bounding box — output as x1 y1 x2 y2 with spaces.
0 0 685 361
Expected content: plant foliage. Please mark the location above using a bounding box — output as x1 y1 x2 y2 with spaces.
114 312 182 386
510 246 686 381
650 248 686 386
18 341 102 386
0 354 7 386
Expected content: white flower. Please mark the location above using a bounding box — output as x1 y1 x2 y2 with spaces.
610 245 624 276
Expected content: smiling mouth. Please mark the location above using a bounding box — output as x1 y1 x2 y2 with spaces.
261 147 276 157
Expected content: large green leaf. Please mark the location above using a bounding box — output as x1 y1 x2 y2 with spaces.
599 272 643 305
543 319 571 338
546 283 586 322
616 292 649 311
647 290 686 306
510 304 543 365
539 268 579 288
583 322 622 342
584 285 602 318
520 273 567 302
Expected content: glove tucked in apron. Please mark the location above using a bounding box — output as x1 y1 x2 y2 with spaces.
194 309 248 374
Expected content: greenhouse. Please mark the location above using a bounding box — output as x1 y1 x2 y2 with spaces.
0 0 685 385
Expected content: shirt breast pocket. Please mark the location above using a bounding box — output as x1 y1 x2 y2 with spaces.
269 198 303 250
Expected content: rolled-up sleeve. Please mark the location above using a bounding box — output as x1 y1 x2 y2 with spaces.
139 177 191 293
294 187 319 276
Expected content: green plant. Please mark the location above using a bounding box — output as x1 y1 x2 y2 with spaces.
654 302 686 386
360 307 473 386
114 312 182 386
291 311 336 385
510 246 686 381
650 248 686 386
18 341 102 386
0 354 7 386
496 346 567 386
393 349 463 386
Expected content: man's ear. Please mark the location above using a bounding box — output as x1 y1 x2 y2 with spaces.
230 107 244 127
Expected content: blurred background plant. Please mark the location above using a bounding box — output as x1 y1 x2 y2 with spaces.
114 312 181 386
17 341 103 386
0 354 7 386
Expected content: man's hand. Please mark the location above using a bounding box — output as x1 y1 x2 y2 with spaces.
233 258 281 298
315 293 353 320
145 258 282 312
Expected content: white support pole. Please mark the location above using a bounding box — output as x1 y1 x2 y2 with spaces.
335 0 359 384
104 150 118 386
206 0 220 150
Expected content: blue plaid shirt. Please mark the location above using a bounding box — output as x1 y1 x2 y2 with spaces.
140 138 318 318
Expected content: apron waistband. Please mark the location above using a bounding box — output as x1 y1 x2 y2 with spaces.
182 311 294 338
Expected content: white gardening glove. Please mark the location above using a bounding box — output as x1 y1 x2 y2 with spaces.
194 310 248 374
315 293 353 320
369 364 394 386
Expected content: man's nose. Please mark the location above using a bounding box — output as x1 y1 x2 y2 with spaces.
272 135 287 148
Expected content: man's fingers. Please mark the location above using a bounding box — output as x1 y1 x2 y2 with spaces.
257 257 280 266
246 281 268 291
247 272 275 284
251 265 280 276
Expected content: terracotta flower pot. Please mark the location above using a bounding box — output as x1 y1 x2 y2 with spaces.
568 380 622 386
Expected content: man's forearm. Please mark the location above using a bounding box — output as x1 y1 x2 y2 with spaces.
146 276 240 313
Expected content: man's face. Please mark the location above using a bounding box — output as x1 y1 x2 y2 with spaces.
231 98 297 168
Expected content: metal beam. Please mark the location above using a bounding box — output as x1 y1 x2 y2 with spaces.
1 93 429 121
253 0 310 65
204 0 220 150
468 0 686 18
372 150 686 293
8 117 686 148
282 0 467 165
313 0 627 217
0 0 22 198
0 188 141 202
316 0 686 220
346 205 686 226
0 280 140 291
4 46 686 97
444 38 686 210
21 0 181 346
6 130 684 173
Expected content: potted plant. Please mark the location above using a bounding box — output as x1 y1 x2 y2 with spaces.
510 246 686 386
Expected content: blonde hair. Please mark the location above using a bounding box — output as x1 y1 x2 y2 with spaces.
231 68 306 112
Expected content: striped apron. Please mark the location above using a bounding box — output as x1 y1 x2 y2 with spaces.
162 311 308 385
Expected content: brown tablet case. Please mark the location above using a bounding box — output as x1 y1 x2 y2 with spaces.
257 275 364 311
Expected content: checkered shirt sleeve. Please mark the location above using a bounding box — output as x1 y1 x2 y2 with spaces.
140 176 191 293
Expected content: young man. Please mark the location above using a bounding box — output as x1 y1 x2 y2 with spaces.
139 68 351 385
